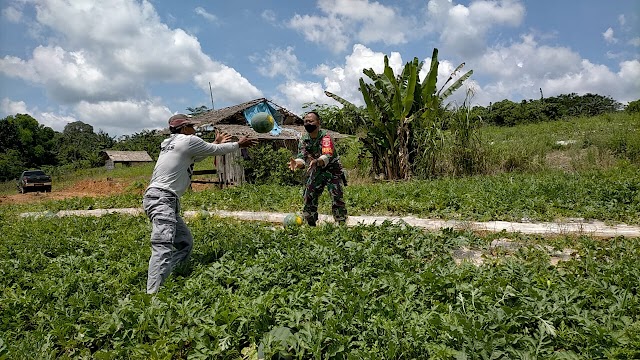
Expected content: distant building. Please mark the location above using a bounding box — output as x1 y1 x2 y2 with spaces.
100 150 153 170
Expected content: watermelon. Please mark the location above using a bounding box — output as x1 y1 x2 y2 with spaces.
250 112 275 133
283 213 304 227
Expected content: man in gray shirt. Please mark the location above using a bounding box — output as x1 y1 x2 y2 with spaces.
143 113 257 294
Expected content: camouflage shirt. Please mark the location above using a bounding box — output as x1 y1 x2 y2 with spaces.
296 129 342 173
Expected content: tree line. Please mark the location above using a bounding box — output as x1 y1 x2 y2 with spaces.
0 114 163 182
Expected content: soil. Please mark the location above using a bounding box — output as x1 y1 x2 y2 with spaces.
0 178 136 205
0 179 222 205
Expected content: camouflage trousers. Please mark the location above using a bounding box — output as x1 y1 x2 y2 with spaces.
303 169 347 226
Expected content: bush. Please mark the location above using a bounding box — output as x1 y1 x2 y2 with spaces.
241 145 302 185
335 136 371 181
626 99 640 113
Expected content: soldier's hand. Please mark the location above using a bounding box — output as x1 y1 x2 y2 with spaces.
307 159 317 174
288 158 298 171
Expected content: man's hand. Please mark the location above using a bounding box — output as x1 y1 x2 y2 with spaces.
237 136 259 148
213 130 232 144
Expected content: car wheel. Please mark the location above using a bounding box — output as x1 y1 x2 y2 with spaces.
45 186 52 192
18 186 25 194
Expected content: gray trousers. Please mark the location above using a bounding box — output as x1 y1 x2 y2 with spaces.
143 187 193 294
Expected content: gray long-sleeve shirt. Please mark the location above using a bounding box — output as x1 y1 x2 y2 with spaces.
147 134 239 197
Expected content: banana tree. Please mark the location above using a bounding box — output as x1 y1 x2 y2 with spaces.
325 48 472 180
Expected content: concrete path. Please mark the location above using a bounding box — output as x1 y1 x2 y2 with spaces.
20 208 640 238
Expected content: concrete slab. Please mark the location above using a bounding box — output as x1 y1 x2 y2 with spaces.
19 208 640 238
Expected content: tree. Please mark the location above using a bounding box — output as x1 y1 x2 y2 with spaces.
0 114 58 180
113 129 164 160
0 149 25 182
301 102 360 135
625 99 640 113
186 105 210 116
325 48 472 180
57 121 114 167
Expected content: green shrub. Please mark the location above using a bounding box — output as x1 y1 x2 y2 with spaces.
626 99 640 113
241 145 302 185
335 136 371 181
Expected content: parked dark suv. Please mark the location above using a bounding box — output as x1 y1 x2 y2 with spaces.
17 170 52 193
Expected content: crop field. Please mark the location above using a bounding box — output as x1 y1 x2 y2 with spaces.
2 213 639 359
1 113 639 358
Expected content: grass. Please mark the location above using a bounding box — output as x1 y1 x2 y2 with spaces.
478 112 640 173
3 164 640 226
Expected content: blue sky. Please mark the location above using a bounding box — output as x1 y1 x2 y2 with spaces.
0 0 638 137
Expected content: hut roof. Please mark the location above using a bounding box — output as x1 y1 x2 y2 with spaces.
101 150 153 162
192 98 303 126
207 124 349 141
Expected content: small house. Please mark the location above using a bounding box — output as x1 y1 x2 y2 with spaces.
101 150 153 170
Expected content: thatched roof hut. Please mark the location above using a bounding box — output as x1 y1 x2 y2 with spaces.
100 150 153 170
193 98 302 126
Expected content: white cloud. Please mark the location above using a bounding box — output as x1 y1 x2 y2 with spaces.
3 0 257 99
73 99 172 136
317 0 408 45
289 0 409 53
275 43 473 113
277 81 328 111
1 98 78 131
316 44 403 105
1 98 28 114
541 59 640 103
252 46 300 80
0 97 173 137
603 27 618 44
0 45 145 103
261 9 277 24
2 5 22 23
618 14 626 26
194 65 263 105
38 111 80 132
630 37 640 47
289 14 350 53
468 35 640 105
277 44 404 112
0 0 261 133
195 7 219 23
425 0 525 58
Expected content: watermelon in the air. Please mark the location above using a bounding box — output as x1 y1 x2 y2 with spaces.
250 112 275 133
283 213 303 227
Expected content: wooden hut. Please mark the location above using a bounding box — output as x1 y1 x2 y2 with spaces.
189 98 348 186
100 150 153 170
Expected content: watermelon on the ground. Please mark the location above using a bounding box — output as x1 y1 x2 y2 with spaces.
250 112 275 133
283 213 303 227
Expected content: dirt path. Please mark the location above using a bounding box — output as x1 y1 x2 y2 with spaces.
8 178 640 238
0 179 135 204
20 208 640 238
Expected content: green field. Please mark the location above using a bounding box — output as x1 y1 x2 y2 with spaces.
2 215 639 358
1 113 640 358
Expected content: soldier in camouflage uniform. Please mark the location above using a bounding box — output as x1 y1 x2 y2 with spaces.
288 111 347 226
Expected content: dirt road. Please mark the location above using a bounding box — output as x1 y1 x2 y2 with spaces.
8 178 640 238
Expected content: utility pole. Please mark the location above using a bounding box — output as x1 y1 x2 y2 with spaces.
209 82 215 110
